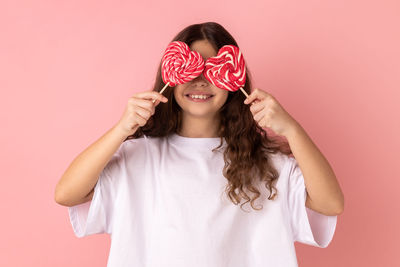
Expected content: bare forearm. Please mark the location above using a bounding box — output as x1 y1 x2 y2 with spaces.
285 123 344 215
54 124 132 206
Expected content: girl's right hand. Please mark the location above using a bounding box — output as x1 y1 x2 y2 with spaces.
114 91 168 137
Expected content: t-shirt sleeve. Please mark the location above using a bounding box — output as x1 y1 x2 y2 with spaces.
67 143 124 238
286 156 337 248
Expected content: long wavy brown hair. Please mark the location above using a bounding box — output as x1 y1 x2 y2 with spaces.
125 22 293 212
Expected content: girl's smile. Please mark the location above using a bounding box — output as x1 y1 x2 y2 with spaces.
185 91 215 102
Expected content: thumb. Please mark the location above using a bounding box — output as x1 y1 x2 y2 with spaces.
244 89 258 104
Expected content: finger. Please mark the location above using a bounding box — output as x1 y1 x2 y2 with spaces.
135 106 152 120
259 117 269 128
133 91 168 103
249 101 264 114
153 99 161 106
253 109 266 123
135 114 147 127
243 92 257 105
244 88 266 105
130 98 154 111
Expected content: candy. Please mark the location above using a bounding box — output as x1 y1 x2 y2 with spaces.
154 42 248 104
203 45 248 97
152 41 204 103
161 41 204 88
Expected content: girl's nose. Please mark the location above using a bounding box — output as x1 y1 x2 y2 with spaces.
191 73 209 86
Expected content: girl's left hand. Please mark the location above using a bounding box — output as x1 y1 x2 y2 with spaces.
244 88 300 138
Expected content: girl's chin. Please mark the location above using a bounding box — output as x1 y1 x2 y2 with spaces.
181 109 217 118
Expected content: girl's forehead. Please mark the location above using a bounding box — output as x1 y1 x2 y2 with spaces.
190 40 217 60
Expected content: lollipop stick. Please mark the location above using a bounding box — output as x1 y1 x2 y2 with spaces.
152 82 170 103
239 87 249 98
159 82 169 95
240 87 258 105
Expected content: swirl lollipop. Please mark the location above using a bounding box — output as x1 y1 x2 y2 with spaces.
203 45 248 98
153 41 205 103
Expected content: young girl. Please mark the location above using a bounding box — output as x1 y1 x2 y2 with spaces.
55 22 344 267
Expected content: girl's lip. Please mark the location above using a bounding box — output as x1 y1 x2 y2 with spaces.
185 92 214 96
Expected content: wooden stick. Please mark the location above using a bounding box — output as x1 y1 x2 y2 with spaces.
159 83 169 95
240 87 258 105
239 87 249 98
152 82 169 103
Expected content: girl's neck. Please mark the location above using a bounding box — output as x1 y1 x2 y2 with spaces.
178 113 220 138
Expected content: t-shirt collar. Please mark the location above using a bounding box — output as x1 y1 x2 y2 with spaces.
168 132 226 149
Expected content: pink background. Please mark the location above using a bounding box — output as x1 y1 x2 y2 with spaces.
1 0 399 266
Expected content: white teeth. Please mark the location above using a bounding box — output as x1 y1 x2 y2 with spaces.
188 94 211 99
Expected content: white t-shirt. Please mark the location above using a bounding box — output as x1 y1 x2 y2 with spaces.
68 133 337 267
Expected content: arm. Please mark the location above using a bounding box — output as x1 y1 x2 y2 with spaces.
244 88 344 216
286 123 345 216
55 90 167 207
54 124 132 207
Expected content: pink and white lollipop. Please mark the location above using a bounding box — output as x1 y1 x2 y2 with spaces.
159 41 204 94
203 45 248 97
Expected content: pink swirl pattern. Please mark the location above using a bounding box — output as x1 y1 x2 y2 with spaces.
161 41 205 87
203 45 246 92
